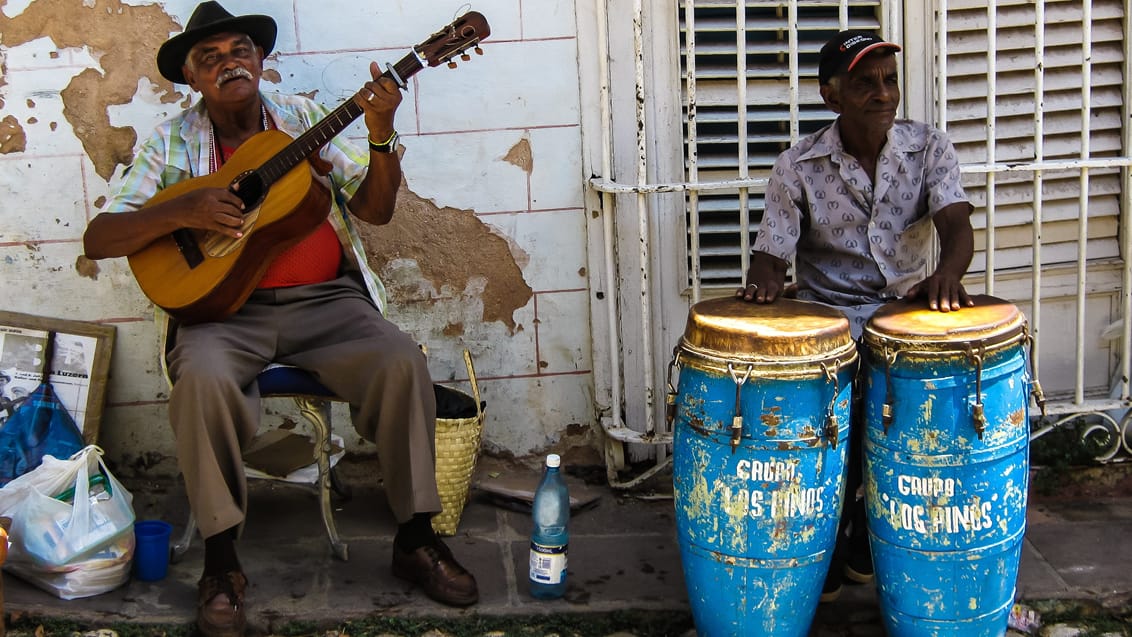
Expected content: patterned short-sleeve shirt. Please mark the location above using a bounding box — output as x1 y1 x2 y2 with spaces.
753 119 970 307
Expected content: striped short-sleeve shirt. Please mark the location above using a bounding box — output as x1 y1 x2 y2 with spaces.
103 92 387 314
102 93 390 376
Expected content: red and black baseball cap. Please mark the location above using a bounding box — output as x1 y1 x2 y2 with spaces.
818 30 902 85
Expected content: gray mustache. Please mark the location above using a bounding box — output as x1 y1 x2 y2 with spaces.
215 67 254 88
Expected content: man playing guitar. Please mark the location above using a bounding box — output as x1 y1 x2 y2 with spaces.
82 3 480 635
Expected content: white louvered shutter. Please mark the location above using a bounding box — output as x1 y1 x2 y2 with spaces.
943 0 1127 271
679 1 897 288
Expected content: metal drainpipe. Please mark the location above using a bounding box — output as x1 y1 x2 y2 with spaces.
591 0 674 490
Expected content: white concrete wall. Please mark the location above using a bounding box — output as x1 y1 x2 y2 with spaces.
0 0 595 477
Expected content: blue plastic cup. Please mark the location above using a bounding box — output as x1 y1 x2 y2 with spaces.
133 520 173 581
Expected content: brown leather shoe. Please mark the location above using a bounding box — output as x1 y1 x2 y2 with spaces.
197 571 247 637
391 538 479 606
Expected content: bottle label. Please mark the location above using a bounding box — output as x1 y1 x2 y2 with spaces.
529 540 568 584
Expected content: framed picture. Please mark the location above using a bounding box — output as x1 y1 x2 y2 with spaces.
0 311 116 445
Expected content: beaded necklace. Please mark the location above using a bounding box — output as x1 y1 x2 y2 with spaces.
208 104 270 174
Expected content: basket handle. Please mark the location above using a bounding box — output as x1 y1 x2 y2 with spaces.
462 349 483 420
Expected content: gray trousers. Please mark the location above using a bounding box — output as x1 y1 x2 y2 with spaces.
166 273 440 539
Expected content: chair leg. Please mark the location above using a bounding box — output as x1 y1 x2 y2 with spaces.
173 394 348 564
172 513 197 563
295 396 349 561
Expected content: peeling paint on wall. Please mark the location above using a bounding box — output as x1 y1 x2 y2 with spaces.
357 178 533 331
0 0 183 179
503 136 532 174
1 0 591 467
0 115 27 153
75 254 100 280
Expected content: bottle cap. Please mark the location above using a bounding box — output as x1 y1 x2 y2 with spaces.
546 453 561 468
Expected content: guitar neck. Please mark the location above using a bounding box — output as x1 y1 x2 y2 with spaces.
256 50 425 187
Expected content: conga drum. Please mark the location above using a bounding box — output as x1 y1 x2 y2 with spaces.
671 297 858 637
861 295 1032 637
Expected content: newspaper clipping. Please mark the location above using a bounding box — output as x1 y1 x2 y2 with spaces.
0 325 96 435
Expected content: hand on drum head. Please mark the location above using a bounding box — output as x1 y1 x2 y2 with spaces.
735 252 791 303
904 273 974 312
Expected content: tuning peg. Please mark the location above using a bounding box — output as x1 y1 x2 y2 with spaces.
447 60 458 69
461 53 471 62
475 46 483 55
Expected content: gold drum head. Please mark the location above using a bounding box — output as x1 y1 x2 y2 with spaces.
863 294 1025 356
677 297 857 375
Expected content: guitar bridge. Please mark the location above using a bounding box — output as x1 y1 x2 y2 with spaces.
173 229 204 268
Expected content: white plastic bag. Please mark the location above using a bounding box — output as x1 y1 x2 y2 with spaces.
1 445 135 598
4 531 134 600
0 452 92 517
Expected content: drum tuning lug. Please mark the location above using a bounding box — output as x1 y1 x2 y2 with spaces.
730 416 743 453
1031 380 1047 417
664 356 681 428
825 414 839 449
972 403 986 439
882 403 893 434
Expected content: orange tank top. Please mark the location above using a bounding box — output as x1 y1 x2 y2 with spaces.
218 142 343 289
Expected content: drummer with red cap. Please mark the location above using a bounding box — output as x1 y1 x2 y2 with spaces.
735 29 976 601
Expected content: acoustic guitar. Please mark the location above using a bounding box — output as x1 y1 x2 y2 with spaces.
127 11 490 324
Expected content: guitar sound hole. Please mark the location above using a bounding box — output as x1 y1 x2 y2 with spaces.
232 171 267 211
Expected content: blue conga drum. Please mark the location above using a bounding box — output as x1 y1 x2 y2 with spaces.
671 297 857 637
861 295 1032 637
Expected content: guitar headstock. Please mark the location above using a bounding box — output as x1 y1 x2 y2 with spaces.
415 11 491 69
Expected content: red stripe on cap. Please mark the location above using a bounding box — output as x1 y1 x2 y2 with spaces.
847 42 903 72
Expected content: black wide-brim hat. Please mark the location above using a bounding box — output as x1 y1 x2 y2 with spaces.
157 1 277 85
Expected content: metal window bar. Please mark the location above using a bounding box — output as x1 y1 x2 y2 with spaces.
737 2 751 282
1077 0 1093 408
939 0 1132 460
686 2 703 305
1032 0 1046 389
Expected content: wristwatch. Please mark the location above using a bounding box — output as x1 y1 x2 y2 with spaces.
368 130 399 154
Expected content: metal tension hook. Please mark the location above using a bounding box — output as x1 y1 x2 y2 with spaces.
965 343 987 440
727 363 753 453
821 361 841 449
664 350 682 427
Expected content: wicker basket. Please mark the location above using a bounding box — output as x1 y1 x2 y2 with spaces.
431 349 484 536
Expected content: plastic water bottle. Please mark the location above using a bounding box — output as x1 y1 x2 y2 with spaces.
529 453 569 599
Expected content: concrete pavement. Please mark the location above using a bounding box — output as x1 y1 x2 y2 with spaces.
4 457 1131 635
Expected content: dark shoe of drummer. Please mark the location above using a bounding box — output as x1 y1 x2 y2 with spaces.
843 497 874 584
844 544 874 584
820 564 843 603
